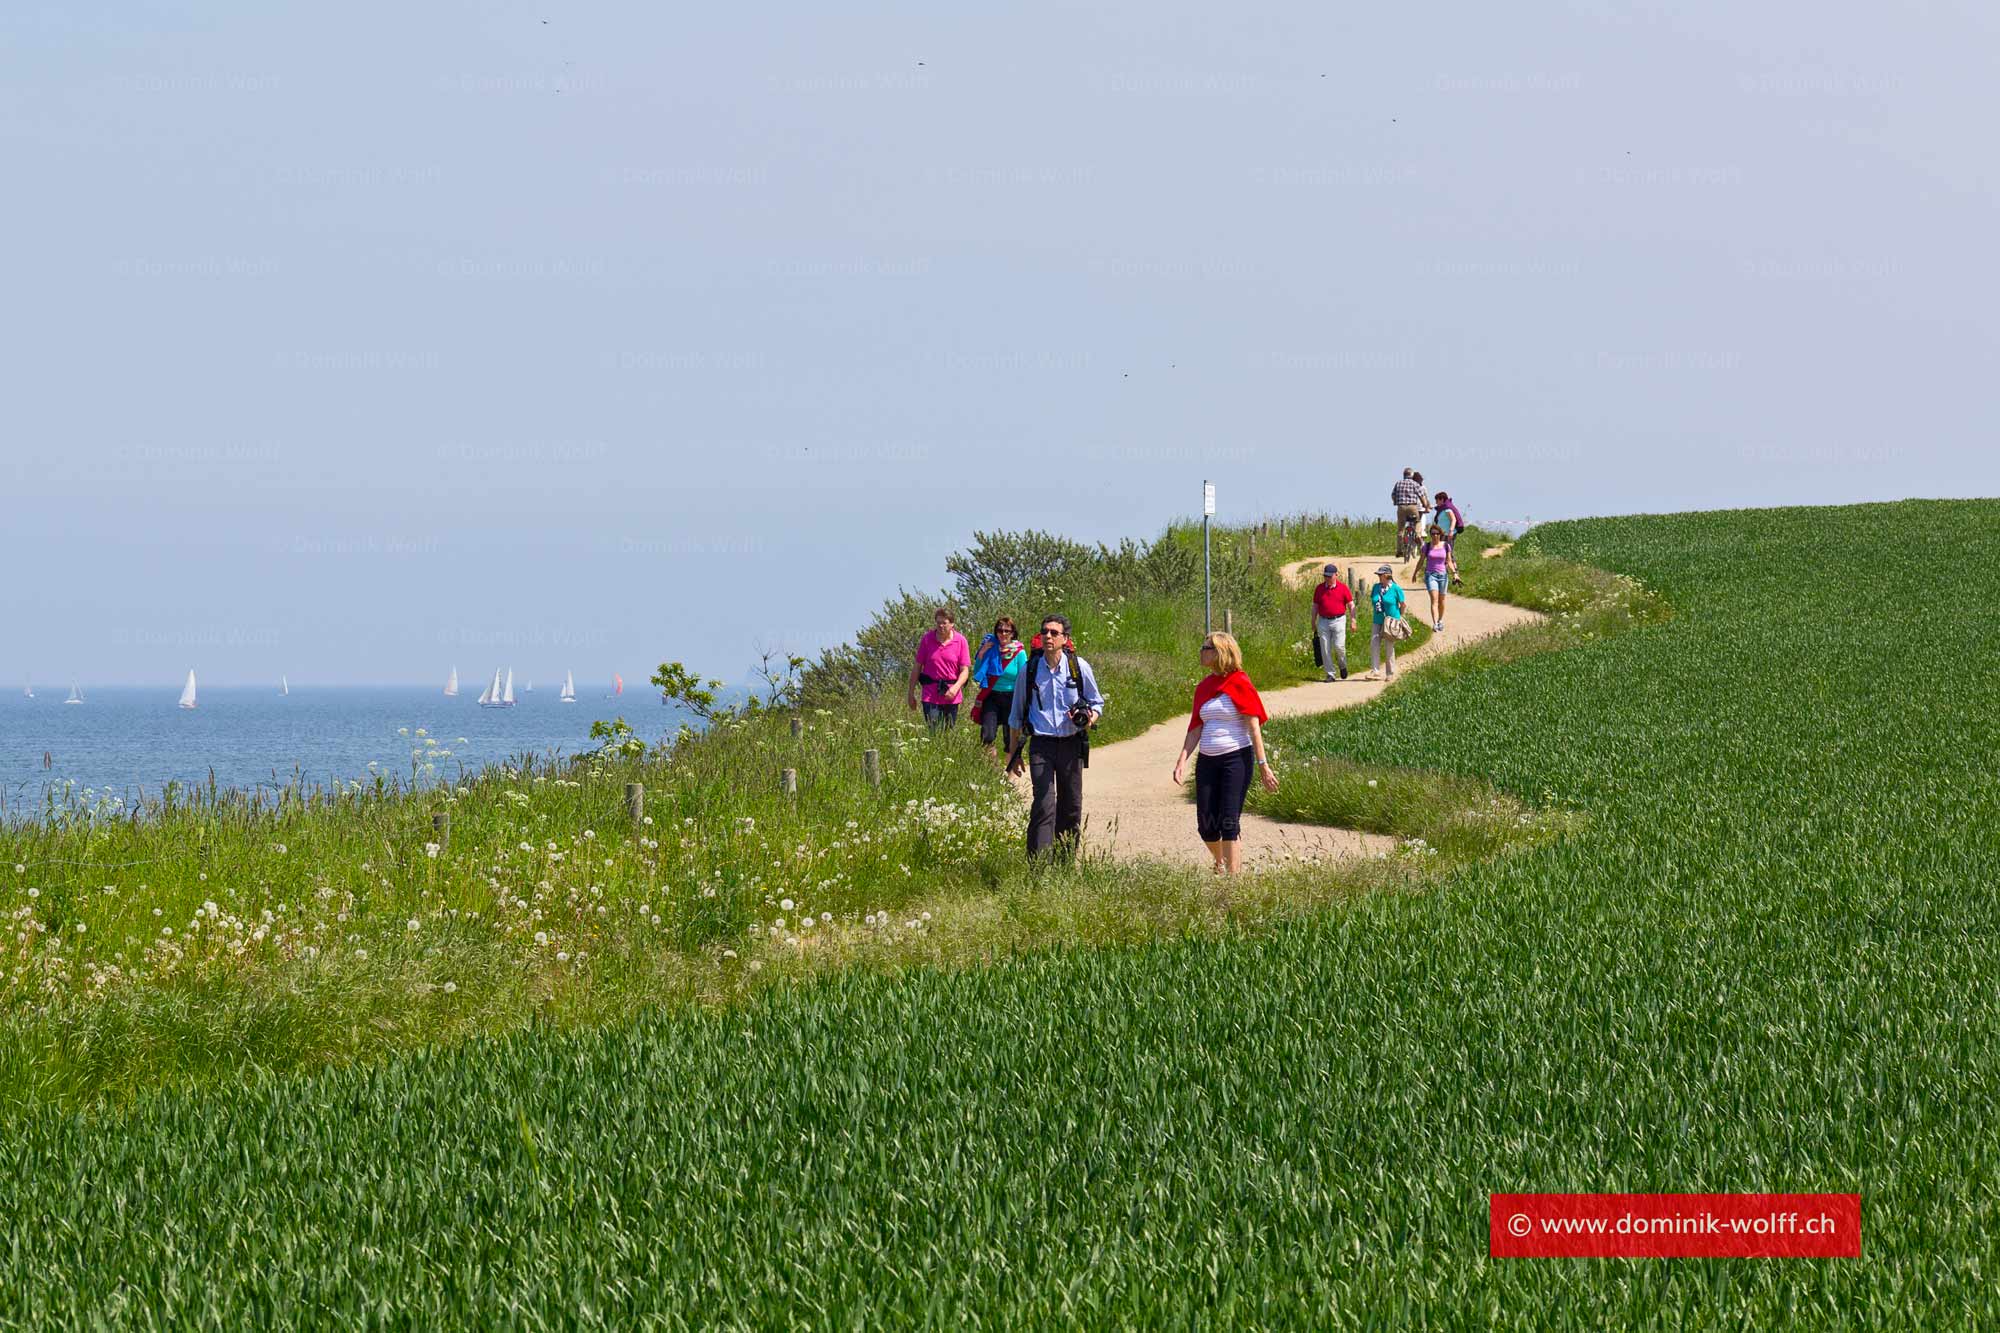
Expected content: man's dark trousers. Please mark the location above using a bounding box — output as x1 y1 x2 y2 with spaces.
1026 733 1086 857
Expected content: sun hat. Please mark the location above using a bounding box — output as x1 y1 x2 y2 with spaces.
1376 563 1394 575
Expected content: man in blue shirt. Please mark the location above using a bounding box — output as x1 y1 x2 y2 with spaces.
1006 614 1106 859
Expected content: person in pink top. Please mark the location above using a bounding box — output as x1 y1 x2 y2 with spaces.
1417 524 1459 633
907 606 973 729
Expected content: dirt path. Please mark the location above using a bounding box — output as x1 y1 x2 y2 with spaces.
1074 554 1542 871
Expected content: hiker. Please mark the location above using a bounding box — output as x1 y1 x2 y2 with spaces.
1006 614 1105 859
906 606 971 729
1311 563 1353 681
1433 490 1465 550
1365 564 1409 680
969 616 1027 752
1171 631 1279 875
1418 525 1458 633
1391 468 1425 554
1412 470 1432 523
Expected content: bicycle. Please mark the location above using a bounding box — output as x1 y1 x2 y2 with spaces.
1395 512 1423 560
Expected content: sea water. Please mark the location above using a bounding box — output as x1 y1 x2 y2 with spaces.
0 687 704 814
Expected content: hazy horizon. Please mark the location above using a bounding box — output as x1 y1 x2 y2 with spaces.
5 1 1995 687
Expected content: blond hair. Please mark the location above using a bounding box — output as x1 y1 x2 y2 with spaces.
1202 631 1244 676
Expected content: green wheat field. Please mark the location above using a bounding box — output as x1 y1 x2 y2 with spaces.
2 500 1993 1327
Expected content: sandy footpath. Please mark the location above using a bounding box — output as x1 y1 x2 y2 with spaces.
1060 553 1541 870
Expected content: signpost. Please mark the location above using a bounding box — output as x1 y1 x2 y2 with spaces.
1202 480 1215 634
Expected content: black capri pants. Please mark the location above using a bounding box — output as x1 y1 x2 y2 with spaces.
978 691 1014 749
1194 745 1255 843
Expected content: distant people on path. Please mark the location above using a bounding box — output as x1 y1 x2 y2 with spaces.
1311 563 1354 681
1006 615 1105 860
907 607 972 729
1418 526 1459 633
1366 564 1409 680
969 616 1027 753
1171 632 1279 876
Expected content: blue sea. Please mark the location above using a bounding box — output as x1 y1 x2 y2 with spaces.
0 686 702 815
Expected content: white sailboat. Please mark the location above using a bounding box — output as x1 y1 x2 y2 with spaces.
444 666 459 697
479 667 516 708
178 670 198 710
23 681 32 699
64 683 83 706
559 670 576 704
281 676 289 696
524 679 534 693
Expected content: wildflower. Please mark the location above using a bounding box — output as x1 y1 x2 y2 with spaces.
557 951 571 962
1367 779 1379 788
443 981 458 994
920 911 931 922
26 887 38 899
415 728 427 737
821 912 832 924
407 918 421 932
643 816 654 826
780 897 795 911
354 948 368 960
74 923 85 935
534 931 549 946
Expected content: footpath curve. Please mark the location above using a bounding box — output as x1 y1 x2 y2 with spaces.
1079 554 1542 871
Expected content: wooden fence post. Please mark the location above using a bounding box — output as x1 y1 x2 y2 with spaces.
625 782 644 826
789 716 802 739
862 749 881 788
432 812 449 850
1224 608 1234 636
781 768 797 795
1247 532 1256 564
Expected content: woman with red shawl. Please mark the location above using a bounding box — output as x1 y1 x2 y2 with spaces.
1169 631 1280 875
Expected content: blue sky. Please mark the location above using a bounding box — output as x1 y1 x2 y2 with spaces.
3 0 1994 685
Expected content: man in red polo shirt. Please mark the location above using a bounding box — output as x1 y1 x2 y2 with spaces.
1312 564 1354 681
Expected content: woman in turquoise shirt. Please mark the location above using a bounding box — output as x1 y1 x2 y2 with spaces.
970 616 1028 752
1366 564 1408 680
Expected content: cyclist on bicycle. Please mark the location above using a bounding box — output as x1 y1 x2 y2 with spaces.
1390 468 1424 556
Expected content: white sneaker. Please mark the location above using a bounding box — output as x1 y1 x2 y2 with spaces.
1435 619 1444 632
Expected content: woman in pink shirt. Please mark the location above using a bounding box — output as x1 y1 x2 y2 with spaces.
1417 524 1459 633
907 607 973 729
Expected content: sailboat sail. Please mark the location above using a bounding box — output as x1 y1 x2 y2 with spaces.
478 668 500 706
65 683 83 705
23 682 31 699
178 670 198 710
281 676 289 696
501 669 516 705
560 670 576 703
444 667 459 697
613 673 624 697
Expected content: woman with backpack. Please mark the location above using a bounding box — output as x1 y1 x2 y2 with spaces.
1417 525 1458 633
1365 564 1409 680
969 616 1027 753
1170 631 1279 876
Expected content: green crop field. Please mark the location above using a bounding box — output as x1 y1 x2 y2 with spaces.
3 500 1995 1326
